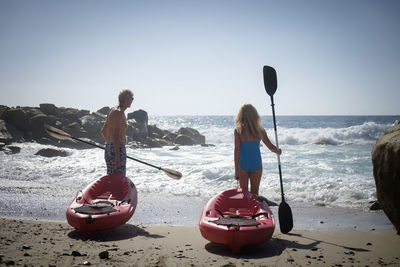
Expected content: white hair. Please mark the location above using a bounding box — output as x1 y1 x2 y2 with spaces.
118 89 134 103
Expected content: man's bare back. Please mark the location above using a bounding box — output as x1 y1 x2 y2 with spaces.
102 107 127 145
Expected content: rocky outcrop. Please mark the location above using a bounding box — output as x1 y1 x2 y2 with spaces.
0 104 207 152
372 121 400 234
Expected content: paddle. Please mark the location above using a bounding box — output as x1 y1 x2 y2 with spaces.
263 65 293 234
44 124 182 180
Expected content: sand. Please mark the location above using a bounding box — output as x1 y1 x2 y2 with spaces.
0 218 399 266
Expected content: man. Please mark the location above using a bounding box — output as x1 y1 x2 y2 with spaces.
102 89 134 176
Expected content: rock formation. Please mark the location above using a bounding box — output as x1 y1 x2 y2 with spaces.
372 121 400 234
0 104 207 153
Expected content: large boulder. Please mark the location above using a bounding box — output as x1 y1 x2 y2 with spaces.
40 103 61 117
128 109 148 138
175 127 205 145
2 108 30 131
372 121 400 234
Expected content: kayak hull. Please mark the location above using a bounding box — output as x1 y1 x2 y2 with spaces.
199 188 275 253
66 173 138 236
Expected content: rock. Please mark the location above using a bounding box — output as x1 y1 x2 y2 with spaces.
0 119 13 144
80 114 105 143
369 201 381 211
35 148 67 157
39 103 61 117
127 119 147 139
2 120 24 143
97 106 110 116
60 108 90 123
71 250 82 256
148 125 169 139
127 110 148 138
0 105 9 118
2 145 21 155
128 109 148 125
99 250 109 259
174 134 196 146
29 114 57 140
175 127 205 145
372 122 400 233
2 108 30 131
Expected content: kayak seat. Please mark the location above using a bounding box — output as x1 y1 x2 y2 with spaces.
87 179 129 201
213 192 261 218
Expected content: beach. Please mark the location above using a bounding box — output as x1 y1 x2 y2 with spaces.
0 218 399 267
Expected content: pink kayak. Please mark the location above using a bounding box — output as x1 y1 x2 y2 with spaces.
66 173 138 236
199 188 275 253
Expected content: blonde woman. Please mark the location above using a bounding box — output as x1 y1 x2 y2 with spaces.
234 104 281 195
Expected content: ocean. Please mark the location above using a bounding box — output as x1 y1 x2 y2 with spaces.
0 115 398 230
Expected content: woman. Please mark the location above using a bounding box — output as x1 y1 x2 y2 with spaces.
234 103 281 195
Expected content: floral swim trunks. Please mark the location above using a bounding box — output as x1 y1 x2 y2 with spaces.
105 142 127 176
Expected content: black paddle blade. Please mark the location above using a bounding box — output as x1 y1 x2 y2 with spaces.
263 65 277 96
278 201 293 234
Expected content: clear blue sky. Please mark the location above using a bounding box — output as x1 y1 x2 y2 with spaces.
1 0 399 115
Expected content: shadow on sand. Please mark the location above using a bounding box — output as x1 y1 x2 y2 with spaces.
67 223 165 242
205 232 369 258
205 236 320 259
287 233 369 252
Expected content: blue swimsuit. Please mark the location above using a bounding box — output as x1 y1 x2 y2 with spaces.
239 136 262 173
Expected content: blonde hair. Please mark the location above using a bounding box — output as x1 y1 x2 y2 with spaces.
118 88 134 104
235 103 262 140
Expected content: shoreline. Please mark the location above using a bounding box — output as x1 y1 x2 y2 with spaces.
0 194 393 231
0 217 399 266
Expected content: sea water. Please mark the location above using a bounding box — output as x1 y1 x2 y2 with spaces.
0 115 398 229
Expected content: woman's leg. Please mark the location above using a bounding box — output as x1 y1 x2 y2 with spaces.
249 167 262 195
238 168 249 192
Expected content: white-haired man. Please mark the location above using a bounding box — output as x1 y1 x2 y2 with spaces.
101 89 134 176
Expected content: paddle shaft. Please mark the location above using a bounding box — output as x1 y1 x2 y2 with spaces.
269 95 285 202
69 136 163 171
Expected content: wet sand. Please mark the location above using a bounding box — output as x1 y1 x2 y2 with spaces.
0 218 399 266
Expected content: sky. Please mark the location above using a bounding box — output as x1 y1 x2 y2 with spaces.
0 0 399 116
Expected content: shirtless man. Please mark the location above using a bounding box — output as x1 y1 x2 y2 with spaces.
101 89 134 176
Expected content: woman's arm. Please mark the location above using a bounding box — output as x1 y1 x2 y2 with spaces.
261 128 281 155
234 130 241 179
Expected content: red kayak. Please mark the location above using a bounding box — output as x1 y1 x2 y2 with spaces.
199 188 275 253
66 173 138 236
